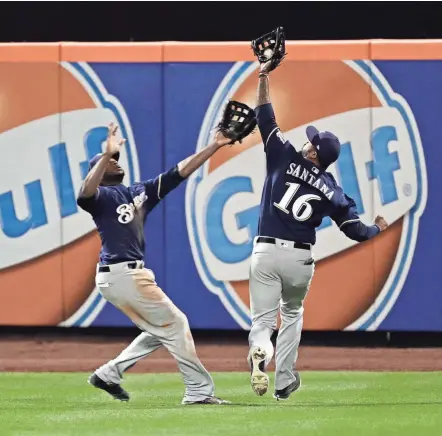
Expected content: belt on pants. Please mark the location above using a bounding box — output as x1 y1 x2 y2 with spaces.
98 261 144 273
256 236 311 251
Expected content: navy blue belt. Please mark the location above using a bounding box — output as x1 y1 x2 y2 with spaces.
98 262 142 273
256 236 310 251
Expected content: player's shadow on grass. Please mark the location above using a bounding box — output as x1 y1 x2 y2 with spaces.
123 400 442 409
234 401 442 408
11 399 440 409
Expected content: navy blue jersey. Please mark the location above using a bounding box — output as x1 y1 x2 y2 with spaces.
256 103 380 245
77 165 184 264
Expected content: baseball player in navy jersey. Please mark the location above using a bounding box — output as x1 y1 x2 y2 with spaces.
77 122 233 405
248 60 389 400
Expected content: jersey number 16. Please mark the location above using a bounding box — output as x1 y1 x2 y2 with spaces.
274 182 321 222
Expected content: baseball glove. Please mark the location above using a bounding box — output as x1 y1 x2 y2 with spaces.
217 100 257 144
251 26 287 72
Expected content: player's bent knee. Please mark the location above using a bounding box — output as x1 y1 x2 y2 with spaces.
174 310 189 327
280 308 304 323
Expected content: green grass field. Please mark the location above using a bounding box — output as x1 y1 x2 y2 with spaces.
1 372 441 436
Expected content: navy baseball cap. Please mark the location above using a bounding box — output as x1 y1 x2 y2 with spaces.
306 125 341 169
88 152 120 171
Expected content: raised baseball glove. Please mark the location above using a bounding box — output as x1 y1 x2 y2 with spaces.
251 26 287 72
217 100 257 144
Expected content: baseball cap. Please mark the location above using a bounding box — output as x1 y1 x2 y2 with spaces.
88 152 120 171
306 125 341 169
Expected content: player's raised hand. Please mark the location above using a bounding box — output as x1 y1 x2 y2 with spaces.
105 122 126 156
252 27 286 76
375 215 388 231
214 130 233 147
259 60 273 75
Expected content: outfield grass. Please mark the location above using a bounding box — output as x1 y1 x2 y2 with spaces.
1 372 441 436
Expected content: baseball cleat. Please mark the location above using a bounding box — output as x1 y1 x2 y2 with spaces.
88 373 130 402
273 371 301 401
182 396 232 405
250 347 269 396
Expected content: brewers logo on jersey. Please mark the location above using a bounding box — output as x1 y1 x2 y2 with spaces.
0 62 138 326
185 60 427 331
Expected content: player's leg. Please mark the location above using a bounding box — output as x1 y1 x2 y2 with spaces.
159 309 222 404
274 249 314 400
248 241 282 395
94 331 162 384
127 268 227 404
89 269 163 401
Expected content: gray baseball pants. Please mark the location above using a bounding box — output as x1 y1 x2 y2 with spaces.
93 260 214 403
248 238 314 390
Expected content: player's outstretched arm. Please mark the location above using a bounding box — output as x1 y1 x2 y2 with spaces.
254 64 282 151
78 122 125 198
332 194 389 242
78 155 111 198
144 101 256 204
177 100 256 180
340 216 388 242
253 44 287 153
143 132 232 204
256 65 271 107
252 27 286 109
177 132 231 179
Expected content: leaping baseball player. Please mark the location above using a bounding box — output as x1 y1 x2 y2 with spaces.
76 100 256 405
247 28 389 400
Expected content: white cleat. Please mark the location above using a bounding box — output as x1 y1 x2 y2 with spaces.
250 347 269 396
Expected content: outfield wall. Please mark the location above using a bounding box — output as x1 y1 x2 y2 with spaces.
0 41 440 331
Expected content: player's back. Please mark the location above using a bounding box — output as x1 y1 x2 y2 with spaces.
258 138 339 245
256 103 361 246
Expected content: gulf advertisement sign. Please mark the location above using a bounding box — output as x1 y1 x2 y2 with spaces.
186 57 427 331
0 41 439 330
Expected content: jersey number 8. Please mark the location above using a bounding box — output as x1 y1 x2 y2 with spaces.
274 182 321 222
